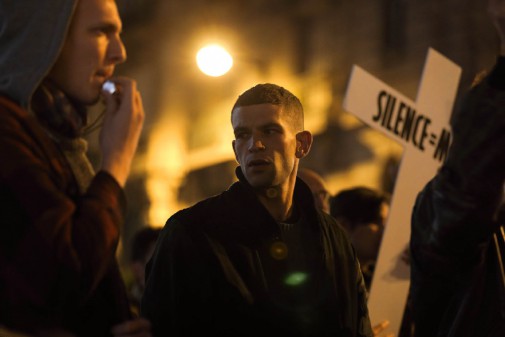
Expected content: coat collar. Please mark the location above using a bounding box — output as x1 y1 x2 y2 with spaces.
215 166 320 243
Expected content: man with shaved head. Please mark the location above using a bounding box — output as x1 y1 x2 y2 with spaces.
143 83 372 337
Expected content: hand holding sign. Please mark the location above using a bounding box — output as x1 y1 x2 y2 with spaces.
373 320 394 337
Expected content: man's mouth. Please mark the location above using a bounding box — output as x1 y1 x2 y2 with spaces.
248 159 270 167
96 70 113 82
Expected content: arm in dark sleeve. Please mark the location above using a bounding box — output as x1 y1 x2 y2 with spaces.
410 55 505 273
444 56 505 198
410 58 505 336
409 172 502 337
71 170 126 291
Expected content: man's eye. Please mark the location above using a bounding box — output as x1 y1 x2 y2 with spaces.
92 26 117 37
91 28 107 36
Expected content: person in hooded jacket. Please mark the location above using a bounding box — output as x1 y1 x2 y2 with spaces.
142 83 373 337
0 0 150 336
410 0 505 336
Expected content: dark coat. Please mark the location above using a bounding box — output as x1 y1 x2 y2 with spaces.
0 95 131 336
142 169 372 337
410 67 505 337
411 176 505 337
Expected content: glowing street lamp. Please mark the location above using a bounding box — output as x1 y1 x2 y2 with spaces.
196 44 233 77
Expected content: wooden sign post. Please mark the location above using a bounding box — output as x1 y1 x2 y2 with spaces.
343 48 461 335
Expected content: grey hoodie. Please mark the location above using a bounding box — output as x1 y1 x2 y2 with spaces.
0 0 77 108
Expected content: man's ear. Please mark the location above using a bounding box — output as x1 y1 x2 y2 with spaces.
295 131 313 159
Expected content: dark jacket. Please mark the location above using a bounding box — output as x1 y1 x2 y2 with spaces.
0 1 132 335
410 59 505 337
142 169 372 337
0 95 131 336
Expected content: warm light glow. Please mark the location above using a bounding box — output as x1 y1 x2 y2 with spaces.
196 44 233 77
146 113 187 226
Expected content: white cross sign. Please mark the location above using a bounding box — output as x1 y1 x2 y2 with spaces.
343 48 462 335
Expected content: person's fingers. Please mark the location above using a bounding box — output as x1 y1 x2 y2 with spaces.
372 320 390 335
101 88 119 115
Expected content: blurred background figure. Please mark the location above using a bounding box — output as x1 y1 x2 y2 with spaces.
330 186 390 289
128 226 161 316
297 168 331 214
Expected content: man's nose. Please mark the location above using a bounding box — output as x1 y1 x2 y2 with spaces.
109 35 127 65
248 138 266 152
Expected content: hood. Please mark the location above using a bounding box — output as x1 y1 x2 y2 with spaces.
0 0 78 109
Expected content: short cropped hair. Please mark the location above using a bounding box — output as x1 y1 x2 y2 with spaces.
231 83 304 131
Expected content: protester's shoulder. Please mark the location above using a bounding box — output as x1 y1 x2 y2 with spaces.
317 210 355 248
320 210 349 236
0 96 46 150
174 191 230 222
161 189 234 239
154 192 231 252
316 211 363 270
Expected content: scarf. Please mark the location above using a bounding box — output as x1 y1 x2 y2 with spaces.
31 81 95 194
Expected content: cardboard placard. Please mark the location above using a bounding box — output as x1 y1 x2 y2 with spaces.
343 48 461 335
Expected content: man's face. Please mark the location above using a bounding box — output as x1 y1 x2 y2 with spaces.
48 0 126 104
297 169 330 213
232 104 300 190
